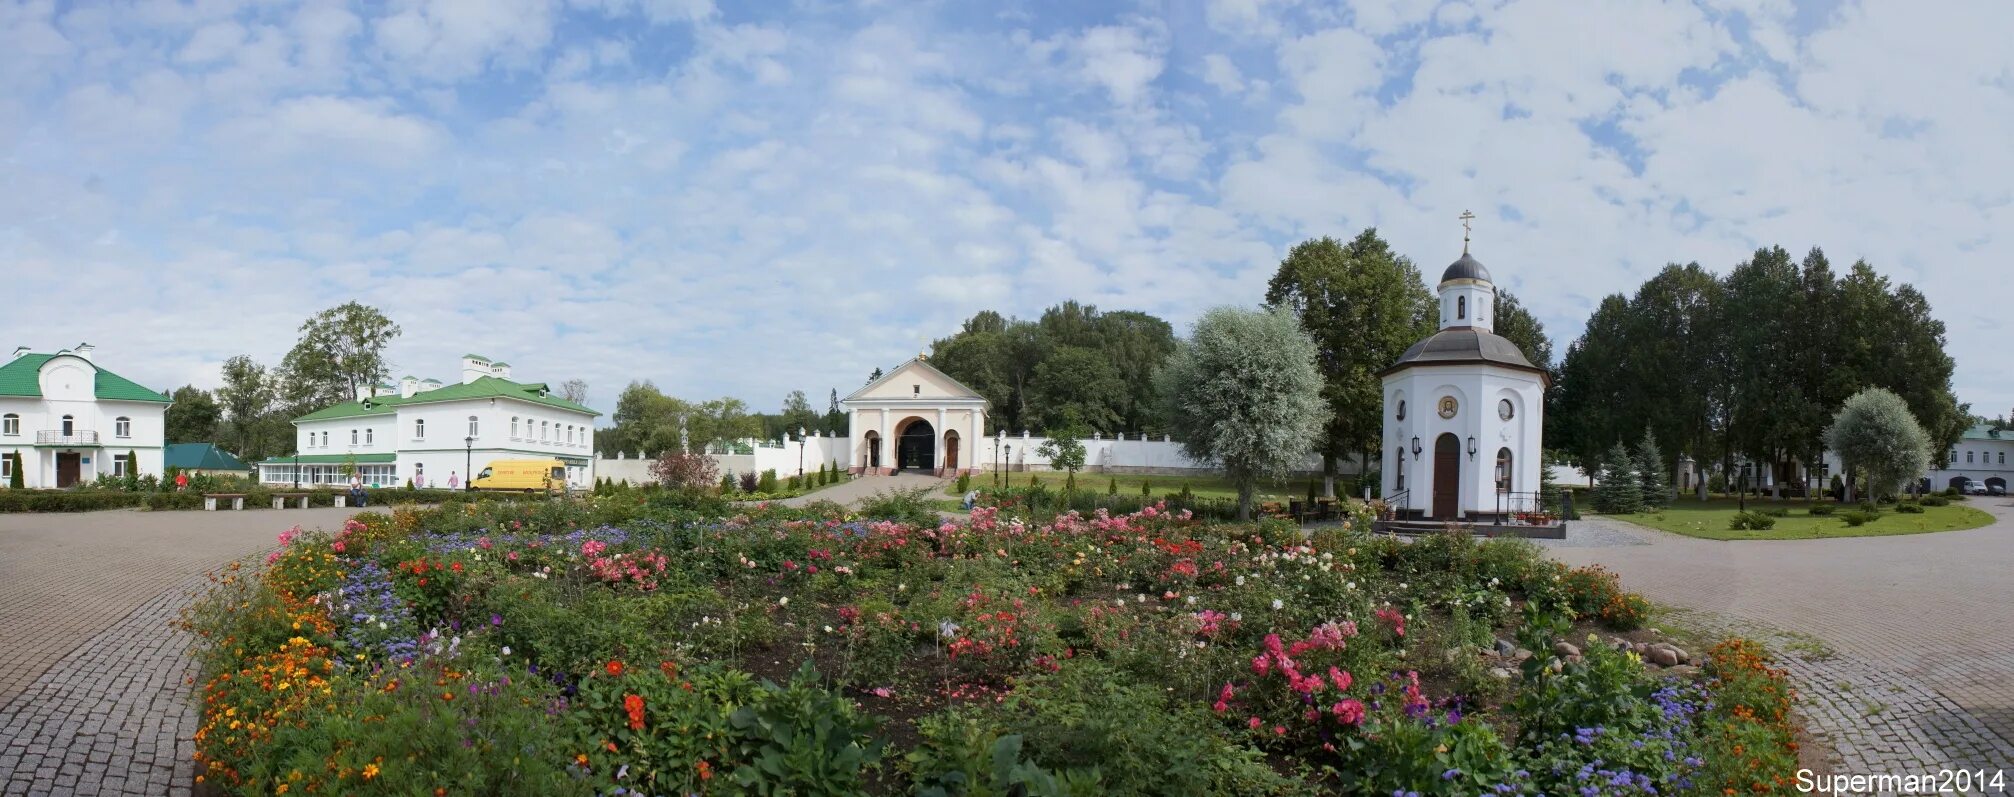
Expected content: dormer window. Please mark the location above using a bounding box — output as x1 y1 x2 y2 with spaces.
913 385 921 396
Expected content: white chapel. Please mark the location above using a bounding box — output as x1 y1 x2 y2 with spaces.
1380 219 1547 520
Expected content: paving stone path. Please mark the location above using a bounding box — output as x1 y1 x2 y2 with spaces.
1543 504 2014 775
0 507 356 795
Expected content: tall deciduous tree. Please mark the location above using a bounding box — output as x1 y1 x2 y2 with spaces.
279 302 402 410
1035 424 1089 492
164 386 221 444
1264 230 1435 498
932 303 1175 436
559 379 590 406
216 355 287 461
597 381 764 456
1156 306 1326 520
1825 387 1931 501
778 390 819 437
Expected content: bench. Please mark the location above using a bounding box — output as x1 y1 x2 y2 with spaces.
204 493 246 511
272 493 310 509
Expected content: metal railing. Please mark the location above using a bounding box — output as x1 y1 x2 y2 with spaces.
36 430 99 445
1381 489 1410 520
1492 490 1560 525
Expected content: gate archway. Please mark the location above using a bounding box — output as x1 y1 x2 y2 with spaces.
895 419 935 472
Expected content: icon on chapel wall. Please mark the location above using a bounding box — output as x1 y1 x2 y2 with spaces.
1438 396 1458 419
1498 399 1515 421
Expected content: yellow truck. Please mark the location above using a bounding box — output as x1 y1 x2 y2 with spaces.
470 459 569 493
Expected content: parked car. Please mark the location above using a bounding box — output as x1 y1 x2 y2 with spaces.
1960 479 1988 496
1990 483 2008 497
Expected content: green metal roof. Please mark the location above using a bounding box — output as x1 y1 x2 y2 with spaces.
291 375 599 423
0 352 172 403
1961 424 2011 442
257 453 399 465
165 443 253 471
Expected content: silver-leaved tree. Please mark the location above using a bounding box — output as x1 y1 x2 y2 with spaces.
1156 306 1326 520
1824 387 1931 501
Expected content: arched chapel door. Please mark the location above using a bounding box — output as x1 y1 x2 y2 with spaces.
1432 433 1460 518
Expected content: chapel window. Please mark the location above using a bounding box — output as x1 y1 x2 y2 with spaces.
1457 296 1466 319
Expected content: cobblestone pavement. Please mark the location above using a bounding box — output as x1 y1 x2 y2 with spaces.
0 507 356 795
1545 503 2014 773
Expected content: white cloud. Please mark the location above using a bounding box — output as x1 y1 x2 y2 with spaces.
1200 53 1244 93
1 0 2009 413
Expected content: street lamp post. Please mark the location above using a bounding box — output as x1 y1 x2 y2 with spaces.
995 431 1003 487
799 427 807 477
464 436 474 492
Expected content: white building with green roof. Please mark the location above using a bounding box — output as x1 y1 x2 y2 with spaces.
0 344 172 488
256 355 600 489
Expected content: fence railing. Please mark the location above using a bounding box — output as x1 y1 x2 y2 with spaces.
36 430 99 445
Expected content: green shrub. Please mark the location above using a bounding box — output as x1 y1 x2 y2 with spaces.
1896 502 1924 514
1728 511 1776 531
956 473 972 494
1921 494 1950 506
757 469 779 494
1108 477 1118 496
1139 479 1151 498
1840 510 1880 527
909 712 1102 797
1807 503 1835 516
728 662 885 796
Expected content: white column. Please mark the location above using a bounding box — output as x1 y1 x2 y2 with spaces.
969 410 979 474
935 408 946 471
879 408 890 472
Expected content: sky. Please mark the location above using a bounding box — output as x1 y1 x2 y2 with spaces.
2 0 2010 423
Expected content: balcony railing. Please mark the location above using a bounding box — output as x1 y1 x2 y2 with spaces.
36 430 100 445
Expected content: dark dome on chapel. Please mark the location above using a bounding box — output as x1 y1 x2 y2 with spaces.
1381 327 1545 379
1440 253 1492 284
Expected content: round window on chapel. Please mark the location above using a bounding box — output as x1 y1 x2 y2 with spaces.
1498 399 1515 421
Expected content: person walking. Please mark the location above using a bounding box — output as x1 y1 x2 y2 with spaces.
448 471 459 491
174 471 189 492
349 473 368 508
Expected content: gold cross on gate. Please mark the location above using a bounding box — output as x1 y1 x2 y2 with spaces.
1459 209 1475 254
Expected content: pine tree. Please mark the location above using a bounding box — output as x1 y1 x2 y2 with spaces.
11 452 25 488
720 471 736 493
1140 479 1152 498
1107 477 1118 496
1593 442 1643 514
1633 429 1670 509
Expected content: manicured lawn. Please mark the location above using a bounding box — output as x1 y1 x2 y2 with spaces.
1606 497 1994 540
961 469 1341 501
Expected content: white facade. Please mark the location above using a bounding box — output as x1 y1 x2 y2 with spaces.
257 355 598 488
0 345 170 489
841 357 988 475
1380 251 1548 520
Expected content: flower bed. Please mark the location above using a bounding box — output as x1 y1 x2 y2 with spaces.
183 494 1800 795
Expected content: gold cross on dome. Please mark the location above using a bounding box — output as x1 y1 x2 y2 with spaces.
1459 209 1475 254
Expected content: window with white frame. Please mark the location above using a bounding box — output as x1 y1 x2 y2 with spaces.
566 425 574 444
511 417 519 438
114 455 128 477
0 454 9 480
366 428 374 445
2001 452 2007 465
469 415 479 438
1967 451 1974 463
115 417 131 438
542 421 549 441
61 415 74 435
351 429 359 445
320 431 329 447
1 413 17 436
415 419 426 440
